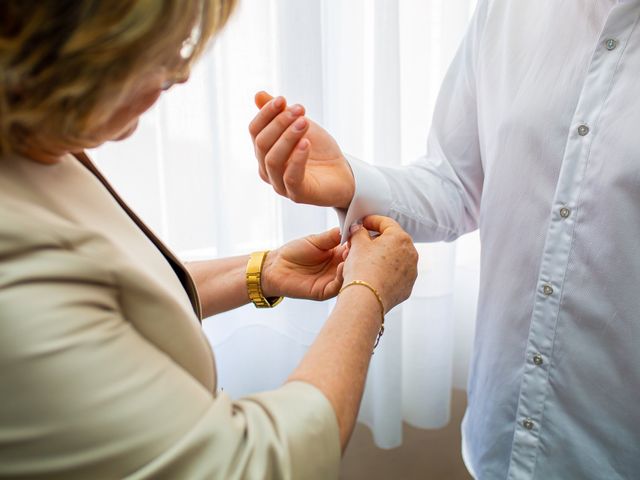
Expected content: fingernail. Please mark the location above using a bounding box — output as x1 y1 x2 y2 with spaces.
273 97 284 109
297 139 309 150
293 117 307 132
290 104 304 116
350 224 362 234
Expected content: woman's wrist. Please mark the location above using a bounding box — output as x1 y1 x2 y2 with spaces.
185 255 252 317
258 249 279 298
340 279 385 348
334 284 383 334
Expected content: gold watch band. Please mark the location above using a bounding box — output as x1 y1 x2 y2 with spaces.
246 251 284 308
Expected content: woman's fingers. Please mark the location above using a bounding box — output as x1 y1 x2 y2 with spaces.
361 215 402 234
263 114 309 195
307 227 342 251
336 261 345 282
322 261 345 299
343 216 418 312
348 224 372 248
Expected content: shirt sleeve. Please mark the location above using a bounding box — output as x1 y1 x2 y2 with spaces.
0 217 340 480
337 0 491 243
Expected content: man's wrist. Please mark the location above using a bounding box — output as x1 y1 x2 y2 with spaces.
337 155 393 243
338 157 356 209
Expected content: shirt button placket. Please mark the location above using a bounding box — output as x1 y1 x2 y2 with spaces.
508 8 637 479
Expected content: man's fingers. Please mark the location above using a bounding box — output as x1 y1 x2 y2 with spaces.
251 92 323 202
254 105 306 154
282 138 310 200
255 91 273 109
256 107 307 193
361 215 402 234
248 95 286 142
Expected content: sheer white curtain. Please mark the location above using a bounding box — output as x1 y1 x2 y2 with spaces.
91 0 479 449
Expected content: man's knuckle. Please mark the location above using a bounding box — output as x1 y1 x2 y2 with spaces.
248 120 258 136
277 113 292 129
272 183 285 196
288 190 301 203
255 135 269 153
264 154 277 170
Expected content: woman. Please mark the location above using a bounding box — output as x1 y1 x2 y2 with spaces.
0 1 418 479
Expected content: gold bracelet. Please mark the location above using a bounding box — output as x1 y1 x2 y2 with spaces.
246 251 284 308
339 280 385 350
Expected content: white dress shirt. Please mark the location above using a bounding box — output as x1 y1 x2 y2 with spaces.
340 1 640 478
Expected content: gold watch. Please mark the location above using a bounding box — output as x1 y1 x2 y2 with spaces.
246 251 284 308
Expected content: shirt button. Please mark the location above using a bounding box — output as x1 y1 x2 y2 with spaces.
542 284 554 296
533 354 544 366
605 38 618 51
559 207 571 218
523 418 535 430
577 124 590 136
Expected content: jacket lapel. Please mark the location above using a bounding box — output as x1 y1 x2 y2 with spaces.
73 151 203 321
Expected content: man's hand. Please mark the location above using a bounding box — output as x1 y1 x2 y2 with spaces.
249 91 356 209
261 227 348 301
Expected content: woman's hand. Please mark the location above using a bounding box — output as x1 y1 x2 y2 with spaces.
343 216 419 313
261 227 347 301
249 91 355 209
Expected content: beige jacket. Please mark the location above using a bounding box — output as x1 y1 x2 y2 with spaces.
0 153 340 479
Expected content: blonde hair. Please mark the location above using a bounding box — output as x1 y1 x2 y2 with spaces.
0 0 237 154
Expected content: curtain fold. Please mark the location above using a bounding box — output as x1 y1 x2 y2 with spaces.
92 0 479 449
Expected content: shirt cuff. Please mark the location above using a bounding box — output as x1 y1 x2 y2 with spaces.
335 154 393 243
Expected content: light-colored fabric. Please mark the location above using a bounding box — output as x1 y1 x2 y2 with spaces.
0 154 340 479
340 1 640 479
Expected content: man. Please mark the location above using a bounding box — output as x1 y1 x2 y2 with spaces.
248 1 640 478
